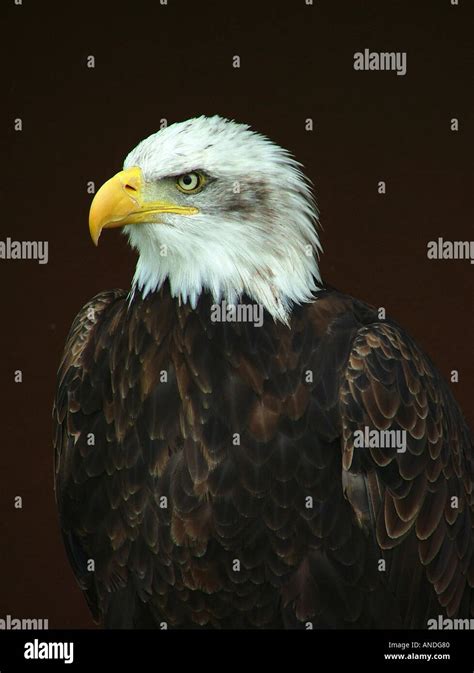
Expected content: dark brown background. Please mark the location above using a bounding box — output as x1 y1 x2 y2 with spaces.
2 0 473 628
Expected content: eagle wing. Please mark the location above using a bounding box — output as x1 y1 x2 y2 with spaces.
340 321 474 625
53 289 127 621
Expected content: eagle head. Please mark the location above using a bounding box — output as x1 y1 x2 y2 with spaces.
89 115 321 322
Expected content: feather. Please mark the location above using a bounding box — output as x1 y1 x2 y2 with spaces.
54 284 474 628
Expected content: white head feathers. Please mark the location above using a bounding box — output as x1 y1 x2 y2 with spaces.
123 115 322 323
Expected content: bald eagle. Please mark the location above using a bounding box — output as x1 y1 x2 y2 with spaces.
54 116 474 629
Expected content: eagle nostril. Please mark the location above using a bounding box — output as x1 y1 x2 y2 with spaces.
124 183 137 192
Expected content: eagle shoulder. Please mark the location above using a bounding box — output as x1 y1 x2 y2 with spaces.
53 289 127 482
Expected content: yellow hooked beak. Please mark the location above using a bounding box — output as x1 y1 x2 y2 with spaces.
89 166 198 245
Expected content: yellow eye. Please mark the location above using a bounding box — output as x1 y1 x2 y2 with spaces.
176 172 204 193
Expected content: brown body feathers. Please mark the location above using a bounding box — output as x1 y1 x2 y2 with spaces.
53 284 474 628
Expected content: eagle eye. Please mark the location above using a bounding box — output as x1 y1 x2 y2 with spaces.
176 172 204 193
